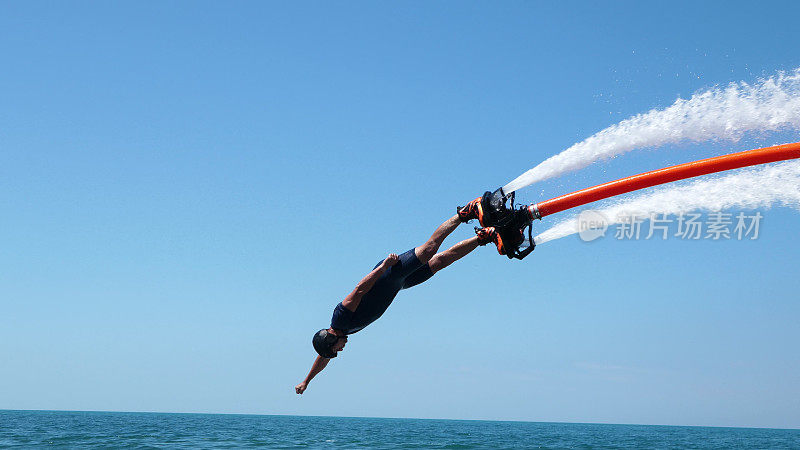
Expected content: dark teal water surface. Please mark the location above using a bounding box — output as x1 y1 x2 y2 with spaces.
1 410 798 449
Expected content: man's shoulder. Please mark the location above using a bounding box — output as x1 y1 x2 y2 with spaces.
331 302 354 327
337 300 357 314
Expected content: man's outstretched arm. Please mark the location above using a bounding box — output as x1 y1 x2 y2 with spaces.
341 253 399 312
295 355 329 394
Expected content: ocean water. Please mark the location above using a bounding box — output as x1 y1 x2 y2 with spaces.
1 410 798 449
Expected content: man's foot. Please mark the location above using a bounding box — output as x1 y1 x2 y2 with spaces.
475 226 519 256
475 227 498 246
457 197 484 223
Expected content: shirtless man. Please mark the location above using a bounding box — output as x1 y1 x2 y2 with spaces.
295 198 498 394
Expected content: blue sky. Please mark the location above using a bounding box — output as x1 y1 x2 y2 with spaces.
2 1 799 429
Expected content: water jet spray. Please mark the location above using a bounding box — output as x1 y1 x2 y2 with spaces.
479 142 800 259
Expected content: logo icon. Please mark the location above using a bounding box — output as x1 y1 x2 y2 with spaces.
577 209 608 242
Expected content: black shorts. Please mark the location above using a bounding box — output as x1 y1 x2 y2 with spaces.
373 248 434 290
331 248 436 334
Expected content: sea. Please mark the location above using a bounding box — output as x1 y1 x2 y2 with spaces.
1 410 798 449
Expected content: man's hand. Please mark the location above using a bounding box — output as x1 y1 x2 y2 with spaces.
295 381 308 394
383 253 399 267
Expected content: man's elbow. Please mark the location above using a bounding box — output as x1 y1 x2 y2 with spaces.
353 284 369 297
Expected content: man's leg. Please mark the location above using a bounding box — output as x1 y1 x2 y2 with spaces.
411 195 485 264
427 236 481 274
402 233 487 289
414 215 461 264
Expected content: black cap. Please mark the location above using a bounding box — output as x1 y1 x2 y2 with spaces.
312 329 340 358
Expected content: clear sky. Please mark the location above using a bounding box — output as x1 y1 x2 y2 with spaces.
2 1 799 429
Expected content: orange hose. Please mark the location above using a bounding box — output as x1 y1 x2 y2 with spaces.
532 141 800 218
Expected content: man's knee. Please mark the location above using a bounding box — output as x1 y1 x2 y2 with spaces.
427 254 444 274
415 243 436 262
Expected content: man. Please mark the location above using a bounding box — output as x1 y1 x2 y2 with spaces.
295 198 500 394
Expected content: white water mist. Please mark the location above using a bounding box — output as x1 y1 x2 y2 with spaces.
504 69 800 193
534 159 800 244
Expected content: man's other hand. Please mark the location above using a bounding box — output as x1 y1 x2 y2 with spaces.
295 382 308 394
384 253 399 266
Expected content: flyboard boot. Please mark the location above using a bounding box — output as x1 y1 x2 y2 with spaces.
457 197 484 224
475 226 526 257
474 227 497 246
474 226 516 257
459 187 539 260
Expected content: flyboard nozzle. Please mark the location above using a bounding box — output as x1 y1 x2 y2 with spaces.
479 187 537 260
480 187 511 226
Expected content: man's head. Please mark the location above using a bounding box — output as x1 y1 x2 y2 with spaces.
312 328 347 358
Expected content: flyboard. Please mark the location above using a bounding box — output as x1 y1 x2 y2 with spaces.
474 141 800 259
